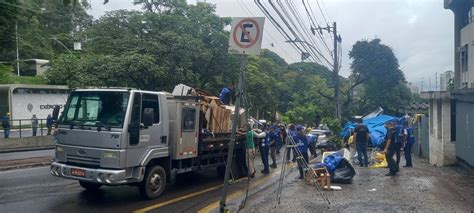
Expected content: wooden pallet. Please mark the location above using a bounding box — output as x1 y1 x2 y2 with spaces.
305 167 331 190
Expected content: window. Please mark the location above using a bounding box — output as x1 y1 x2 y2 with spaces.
141 94 160 124
460 44 468 73
60 91 130 127
182 108 196 131
130 93 141 125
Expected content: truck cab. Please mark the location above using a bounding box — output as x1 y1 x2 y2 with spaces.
51 88 244 199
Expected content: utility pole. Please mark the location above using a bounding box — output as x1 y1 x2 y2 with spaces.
315 22 341 119
15 22 20 76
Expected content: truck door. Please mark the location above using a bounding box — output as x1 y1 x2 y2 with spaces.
176 106 199 159
127 92 166 167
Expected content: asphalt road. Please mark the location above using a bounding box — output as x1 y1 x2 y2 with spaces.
0 149 54 161
0 153 290 213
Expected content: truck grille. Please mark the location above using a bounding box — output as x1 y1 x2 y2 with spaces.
67 155 100 167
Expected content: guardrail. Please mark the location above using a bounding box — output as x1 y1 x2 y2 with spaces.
1 119 53 138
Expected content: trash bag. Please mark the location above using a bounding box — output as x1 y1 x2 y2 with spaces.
323 154 343 174
370 151 387 168
331 158 356 184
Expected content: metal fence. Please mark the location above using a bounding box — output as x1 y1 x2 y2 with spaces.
1 118 52 138
413 115 429 160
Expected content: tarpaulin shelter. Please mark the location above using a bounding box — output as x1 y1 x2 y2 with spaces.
341 114 399 147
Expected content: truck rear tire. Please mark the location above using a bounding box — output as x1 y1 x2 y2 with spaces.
79 181 102 191
139 165 167 199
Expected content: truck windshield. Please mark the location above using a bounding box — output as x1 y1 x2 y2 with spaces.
60 91 130 128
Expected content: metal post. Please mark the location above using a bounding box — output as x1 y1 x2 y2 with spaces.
16 23 20 76
19 120 22 138
220 54 246 213
332 22 340 119
40 119 43 136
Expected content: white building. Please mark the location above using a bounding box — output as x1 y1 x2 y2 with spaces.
460 7 474 88
0 84 69 124
439 71 454 91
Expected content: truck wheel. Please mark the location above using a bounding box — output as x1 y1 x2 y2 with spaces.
79 181 102 191
139 165 167 199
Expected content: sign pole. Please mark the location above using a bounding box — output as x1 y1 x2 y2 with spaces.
219 53 247 213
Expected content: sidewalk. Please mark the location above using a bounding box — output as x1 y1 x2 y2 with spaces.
0 149 53 171
240 156 474 212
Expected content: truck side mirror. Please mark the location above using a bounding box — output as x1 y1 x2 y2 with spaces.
52 105 60 120
143 108 154 127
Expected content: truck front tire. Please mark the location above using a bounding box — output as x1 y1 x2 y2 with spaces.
79 181 102 191
139 165 167 199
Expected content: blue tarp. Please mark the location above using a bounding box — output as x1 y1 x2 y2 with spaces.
341 114 399 147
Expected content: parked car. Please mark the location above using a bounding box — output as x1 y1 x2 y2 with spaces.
311 129 333 149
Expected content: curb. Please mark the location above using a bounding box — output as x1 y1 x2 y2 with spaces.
0 147 54 153
0 161 51 172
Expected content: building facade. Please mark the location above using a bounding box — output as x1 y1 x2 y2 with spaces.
445 0 474 170
439 71 454 91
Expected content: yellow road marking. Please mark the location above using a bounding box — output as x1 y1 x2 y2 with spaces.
133 184 223 213
133 177 248 213
133 162 295 213
198 162 294 213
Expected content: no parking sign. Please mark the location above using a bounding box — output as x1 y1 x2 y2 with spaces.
228 17 265 55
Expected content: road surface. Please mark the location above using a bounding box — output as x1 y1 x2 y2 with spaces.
0 153 291 213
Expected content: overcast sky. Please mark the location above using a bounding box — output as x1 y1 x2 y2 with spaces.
88 0 454 91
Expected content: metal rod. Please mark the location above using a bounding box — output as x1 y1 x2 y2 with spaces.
220 54 247 213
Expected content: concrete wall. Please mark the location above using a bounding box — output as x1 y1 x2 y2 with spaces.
0 136 54 152
454 90 474 168
427 95 456 166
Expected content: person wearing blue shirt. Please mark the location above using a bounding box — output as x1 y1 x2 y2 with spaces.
394 123 406 167
219 84 234 105
293 125 309 179
306 128 318 158
286 124 297 162
1 113 11 138
384 122 399 176
404 123 415 167
269 125 279 169
259 126 271 174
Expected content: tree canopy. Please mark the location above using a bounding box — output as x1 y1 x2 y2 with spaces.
347 39 411 116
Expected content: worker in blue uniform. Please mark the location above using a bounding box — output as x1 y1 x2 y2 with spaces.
404 123 415 167
293 125 309 179
219 84 235 105
394 122 406 167
260 126 271 174
286 124 297 162
384 122 400 176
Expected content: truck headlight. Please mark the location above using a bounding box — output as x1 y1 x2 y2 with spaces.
56 146 64 152
103 151 119 159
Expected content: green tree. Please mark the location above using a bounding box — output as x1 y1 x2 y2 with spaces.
348 39 411 116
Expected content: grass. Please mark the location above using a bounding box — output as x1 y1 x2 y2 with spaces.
5 75 48 84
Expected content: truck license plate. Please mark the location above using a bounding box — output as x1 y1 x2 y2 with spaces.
71 168 86 177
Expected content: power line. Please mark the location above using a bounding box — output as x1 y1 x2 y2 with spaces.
285 0 332 66
238 0 297 62
255 0 310 62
